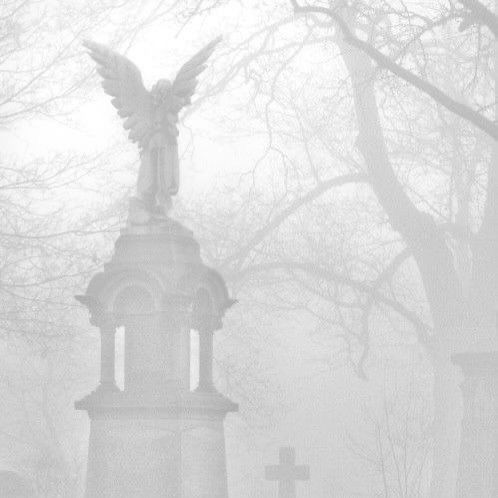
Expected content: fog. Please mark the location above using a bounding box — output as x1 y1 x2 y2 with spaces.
1 1 497 497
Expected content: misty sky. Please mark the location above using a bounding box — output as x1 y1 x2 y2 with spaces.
2 1 495 497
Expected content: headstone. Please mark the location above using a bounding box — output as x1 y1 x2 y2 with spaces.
265 447 310 498
453 352 498 497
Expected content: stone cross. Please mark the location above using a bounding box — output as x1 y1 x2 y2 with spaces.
265 447 310 498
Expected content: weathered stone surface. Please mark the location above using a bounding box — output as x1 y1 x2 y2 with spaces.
83 38 221 220
453 352 498 498
0 471 34 498
265 447 310 498
76 220 237 497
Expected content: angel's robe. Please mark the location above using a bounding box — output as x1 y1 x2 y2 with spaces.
137 131 179 212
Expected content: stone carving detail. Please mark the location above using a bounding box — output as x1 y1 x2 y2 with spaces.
83 37 221 223
77 52 237 492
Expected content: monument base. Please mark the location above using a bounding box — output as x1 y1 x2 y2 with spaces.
76 218 237 497
78 391 237 498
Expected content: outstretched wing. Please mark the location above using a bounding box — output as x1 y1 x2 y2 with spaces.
83 40 152 146
169 36 222 113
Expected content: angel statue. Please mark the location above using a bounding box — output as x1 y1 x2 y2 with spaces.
83 37 221 224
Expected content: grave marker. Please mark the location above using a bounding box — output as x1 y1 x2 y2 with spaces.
265 447 310 498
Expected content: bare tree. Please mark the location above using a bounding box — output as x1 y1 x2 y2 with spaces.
162 1 498 495
346 358 432 497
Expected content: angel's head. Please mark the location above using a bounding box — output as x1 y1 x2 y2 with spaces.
151 79 172 105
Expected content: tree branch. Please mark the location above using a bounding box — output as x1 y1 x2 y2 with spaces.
222 173 368 269
232 260 432 338
290 0 498 141
290 0 465 331
460 0 498 37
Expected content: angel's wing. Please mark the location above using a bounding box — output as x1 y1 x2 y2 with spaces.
83 40 152 146
169 37 222 113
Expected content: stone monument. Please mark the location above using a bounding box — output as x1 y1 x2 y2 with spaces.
77 37 238 498
453 352 498 497
265 447 310 498
0 470 34 497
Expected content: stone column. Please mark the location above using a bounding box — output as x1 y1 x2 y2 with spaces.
98 317 118 392
453 352 498 497
183 314 235 498
198 327 214 392
164 294 192 393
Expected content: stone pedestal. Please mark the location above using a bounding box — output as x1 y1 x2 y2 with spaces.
453 352 498 498
76 220 237 498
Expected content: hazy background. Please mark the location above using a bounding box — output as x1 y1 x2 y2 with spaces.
1 0 496 496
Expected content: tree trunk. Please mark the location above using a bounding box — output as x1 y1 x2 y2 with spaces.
339 41 465 497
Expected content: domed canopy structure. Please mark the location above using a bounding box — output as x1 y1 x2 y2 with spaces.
75 221 237 498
